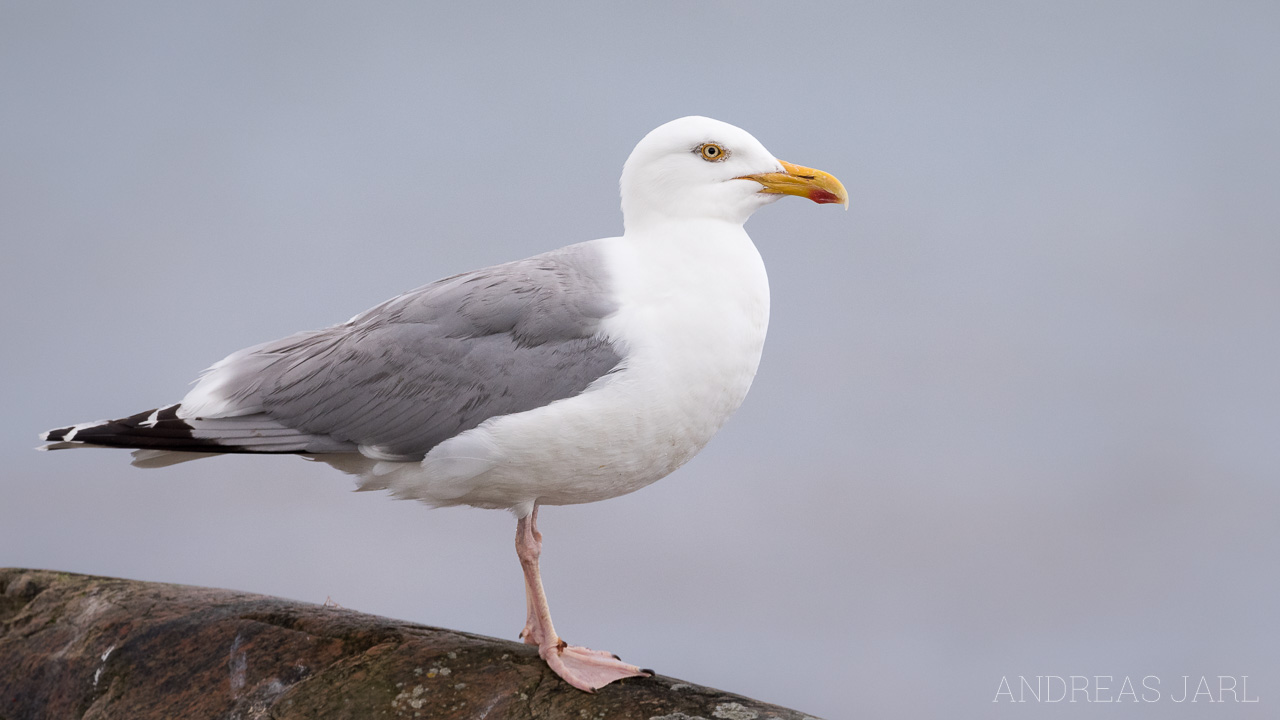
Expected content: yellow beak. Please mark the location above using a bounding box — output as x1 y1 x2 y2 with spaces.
737 160 849 209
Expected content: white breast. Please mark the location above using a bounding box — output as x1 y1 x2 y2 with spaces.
382 221 770 513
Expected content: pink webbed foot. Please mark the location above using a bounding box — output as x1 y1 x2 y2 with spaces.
540 640 651 692
515 505 650 691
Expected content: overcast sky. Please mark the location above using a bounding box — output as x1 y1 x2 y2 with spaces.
3 2 1278 718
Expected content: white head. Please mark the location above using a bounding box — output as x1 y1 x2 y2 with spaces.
619 116 847 233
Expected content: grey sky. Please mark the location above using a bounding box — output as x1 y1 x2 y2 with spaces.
3 2 1278 717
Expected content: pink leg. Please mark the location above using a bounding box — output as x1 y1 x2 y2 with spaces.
519 506 544 645
515 503 650 692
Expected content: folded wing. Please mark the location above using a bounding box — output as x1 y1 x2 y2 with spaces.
42 242 624 463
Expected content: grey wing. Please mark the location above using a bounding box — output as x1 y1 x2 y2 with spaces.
180 242 623 460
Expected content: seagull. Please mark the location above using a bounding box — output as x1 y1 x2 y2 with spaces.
39 116 847 692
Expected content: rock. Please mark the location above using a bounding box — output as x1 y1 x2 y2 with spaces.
0 568 818 720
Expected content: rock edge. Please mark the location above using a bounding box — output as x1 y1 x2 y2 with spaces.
0 568 818 720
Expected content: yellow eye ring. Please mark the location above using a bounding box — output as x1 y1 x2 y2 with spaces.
698 143 727 162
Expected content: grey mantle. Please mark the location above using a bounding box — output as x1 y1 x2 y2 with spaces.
0 568 818 720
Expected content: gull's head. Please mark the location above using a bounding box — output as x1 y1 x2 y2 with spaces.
620 116 847 232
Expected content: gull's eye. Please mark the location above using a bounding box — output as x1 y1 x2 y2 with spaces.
697 143 728 162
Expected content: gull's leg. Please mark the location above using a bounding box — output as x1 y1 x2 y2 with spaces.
520 580 540 645
518 505 543 645
515 503 650 692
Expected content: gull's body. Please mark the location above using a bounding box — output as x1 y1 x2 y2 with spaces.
353 222 770 513
41 116 846 691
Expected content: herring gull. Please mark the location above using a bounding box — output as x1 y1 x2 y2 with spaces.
40 116 848 691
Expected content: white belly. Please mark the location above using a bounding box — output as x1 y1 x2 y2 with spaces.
380 222 770 513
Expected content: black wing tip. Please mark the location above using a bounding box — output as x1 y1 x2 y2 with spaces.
38 405 314 456
36 405 206 451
